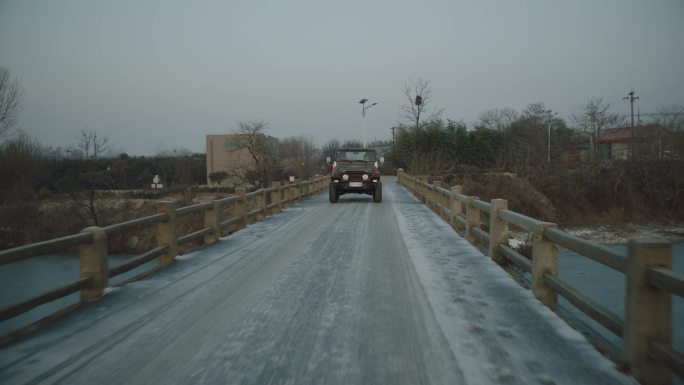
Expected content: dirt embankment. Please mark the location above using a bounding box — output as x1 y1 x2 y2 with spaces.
435 169 683 230
441 172 559 223
0 191 233 252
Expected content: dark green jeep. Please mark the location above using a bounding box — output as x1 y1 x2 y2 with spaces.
327 148 383 203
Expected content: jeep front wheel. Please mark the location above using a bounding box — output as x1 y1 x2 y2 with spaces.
373 181 382 203
329 182 339 203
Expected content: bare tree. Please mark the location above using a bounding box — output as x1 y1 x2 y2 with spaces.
478 108 519 131
69 128 111 159
0 66 23 138
234 120 276 188
321 138 340 159
399 78 442 129
651 105 684 134
571 98 624 160
651 105 684 158
341 139 363 148
279 135 319 178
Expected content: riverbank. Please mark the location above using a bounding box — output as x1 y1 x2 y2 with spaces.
564 224 684 243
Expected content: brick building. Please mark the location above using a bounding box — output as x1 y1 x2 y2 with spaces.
206 134 255 186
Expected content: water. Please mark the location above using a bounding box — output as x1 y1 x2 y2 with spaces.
558 242 684 384
0 254 158 335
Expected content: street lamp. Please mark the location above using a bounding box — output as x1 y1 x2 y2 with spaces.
543 109 558 163
359 98 378 148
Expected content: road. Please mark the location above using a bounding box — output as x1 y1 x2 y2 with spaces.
0 177 636 385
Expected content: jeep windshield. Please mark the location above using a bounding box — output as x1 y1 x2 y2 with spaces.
335 149 376 162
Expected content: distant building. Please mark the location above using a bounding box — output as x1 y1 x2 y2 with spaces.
598 127 633 160
597 124 665 160
206 134 255 186
206 134 280 186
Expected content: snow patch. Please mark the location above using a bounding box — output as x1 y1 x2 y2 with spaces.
102 287 120 295
566 225 684 243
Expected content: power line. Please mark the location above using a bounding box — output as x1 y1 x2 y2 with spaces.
638 80 684 97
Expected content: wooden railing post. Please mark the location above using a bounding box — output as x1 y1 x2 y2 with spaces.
78 226 108 301
283 183 291 208
433 181 442 213
489 199 509 266
236 188 247 228
204 201 221 244
416 176 422 201
422 176 429 203
531 223 558 309
256 190 266 221
623 239 672 385
272 182 282 214
450 186 462 227
465 197 480 244
155 201 178 267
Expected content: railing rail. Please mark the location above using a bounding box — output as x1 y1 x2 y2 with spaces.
0 176 328 344
397 169 682 385
0 232 94 266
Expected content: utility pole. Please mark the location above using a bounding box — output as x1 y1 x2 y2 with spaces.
390 126 395 147
623 89 639 127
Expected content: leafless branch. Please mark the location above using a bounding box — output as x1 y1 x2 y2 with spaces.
0 67 24 138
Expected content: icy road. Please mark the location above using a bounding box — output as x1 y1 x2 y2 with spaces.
0 177 636 385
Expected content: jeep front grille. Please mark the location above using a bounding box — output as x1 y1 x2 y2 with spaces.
346 171 365 182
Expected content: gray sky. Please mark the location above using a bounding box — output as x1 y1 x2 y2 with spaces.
1 0 683 155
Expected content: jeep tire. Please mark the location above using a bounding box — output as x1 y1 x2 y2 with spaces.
373 181 382 203
329 182 339 203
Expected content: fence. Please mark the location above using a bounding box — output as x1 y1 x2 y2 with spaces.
0 177 328 343
397 170 684 385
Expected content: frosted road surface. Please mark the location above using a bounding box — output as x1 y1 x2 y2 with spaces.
0 177 637 385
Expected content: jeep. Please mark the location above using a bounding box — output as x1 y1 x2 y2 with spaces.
327 148 383 203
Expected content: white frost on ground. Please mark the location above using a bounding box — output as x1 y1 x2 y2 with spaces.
389 183 637 385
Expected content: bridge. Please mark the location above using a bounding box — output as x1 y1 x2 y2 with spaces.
0 175 682 385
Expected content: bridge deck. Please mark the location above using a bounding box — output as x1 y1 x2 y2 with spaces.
0 178 636 385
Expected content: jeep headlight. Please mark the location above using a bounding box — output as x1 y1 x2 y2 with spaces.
342 174 349 181
362 174 369 181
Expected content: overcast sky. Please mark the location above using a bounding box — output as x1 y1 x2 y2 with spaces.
1 0 683 155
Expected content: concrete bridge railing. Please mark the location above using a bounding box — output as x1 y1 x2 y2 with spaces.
0 176 328 344
397 170 684 385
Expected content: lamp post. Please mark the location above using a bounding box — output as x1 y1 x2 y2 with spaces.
359 98 378 148
543 109 558 163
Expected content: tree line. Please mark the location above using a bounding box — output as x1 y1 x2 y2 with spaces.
386 79 684 222
2 65 683 222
